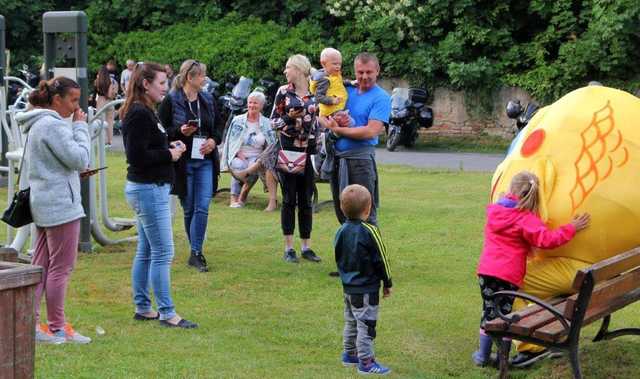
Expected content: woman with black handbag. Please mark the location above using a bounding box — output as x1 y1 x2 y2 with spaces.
15 77 92 344
270 54 321 263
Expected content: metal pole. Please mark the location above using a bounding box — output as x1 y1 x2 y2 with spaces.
1 14 8 241
1 15 7 169
75 17 91 253
43 11 92 252
0 15 7 86
0 15 5 83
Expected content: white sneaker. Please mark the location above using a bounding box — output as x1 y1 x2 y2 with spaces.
53 324 92 344
229 202 244 208
35 326 65 345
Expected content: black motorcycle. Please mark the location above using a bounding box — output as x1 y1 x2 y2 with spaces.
506 99 540 133
219 76 253 142
203 76 222 99
385 87 433 151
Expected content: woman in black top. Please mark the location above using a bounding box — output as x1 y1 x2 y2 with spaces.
158 59 222 273
120 62 197 329
271 54 321 263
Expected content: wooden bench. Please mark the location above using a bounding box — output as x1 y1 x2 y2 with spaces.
484 247 640 379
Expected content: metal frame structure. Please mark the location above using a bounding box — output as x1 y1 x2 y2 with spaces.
1 11 138 255
42 11 92 252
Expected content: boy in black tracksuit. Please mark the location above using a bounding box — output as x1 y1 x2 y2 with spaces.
334 184 392 375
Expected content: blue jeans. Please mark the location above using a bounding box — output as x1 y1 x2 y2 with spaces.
125 182 176 321
180 159 213 253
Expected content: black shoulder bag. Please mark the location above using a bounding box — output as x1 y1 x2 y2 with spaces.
2 134 33 227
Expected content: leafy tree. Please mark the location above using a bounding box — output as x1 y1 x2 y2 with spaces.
1 0 88 70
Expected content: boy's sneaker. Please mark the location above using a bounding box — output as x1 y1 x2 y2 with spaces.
358 359 391 375
301 249 321 262
341 352 359 367
35 324 65 345
283 249 299 263
52 324 92 344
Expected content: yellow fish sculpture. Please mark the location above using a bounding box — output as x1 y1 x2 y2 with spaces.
491 86 639 265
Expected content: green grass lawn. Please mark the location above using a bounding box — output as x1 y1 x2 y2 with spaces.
11 151 639 378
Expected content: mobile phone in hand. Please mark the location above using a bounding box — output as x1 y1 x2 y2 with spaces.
80 166 107 179
187 119 199 128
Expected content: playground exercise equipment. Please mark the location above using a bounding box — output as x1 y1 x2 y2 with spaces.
1 11 138 255
87 100 137 246
43 11 93 252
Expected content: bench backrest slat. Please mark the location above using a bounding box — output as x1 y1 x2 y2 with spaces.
572 247 640 290
534 287 640 342
565 265 640 319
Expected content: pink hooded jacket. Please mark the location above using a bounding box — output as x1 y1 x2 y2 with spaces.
477 195 576 287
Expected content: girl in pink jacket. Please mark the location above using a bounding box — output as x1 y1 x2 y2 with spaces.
472 171 590 367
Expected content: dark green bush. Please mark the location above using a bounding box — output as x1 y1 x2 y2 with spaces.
2 1 639 104
95 14 324 83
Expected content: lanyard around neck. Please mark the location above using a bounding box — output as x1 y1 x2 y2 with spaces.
187 97 202 136
187 97 201 122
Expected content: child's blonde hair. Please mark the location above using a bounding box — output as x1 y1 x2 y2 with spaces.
340 184 371 220
509 171 540 213
320 47 342 62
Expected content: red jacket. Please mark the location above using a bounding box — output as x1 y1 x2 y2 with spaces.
477 195 576 287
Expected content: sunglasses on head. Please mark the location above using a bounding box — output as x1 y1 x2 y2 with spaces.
187 60 201 75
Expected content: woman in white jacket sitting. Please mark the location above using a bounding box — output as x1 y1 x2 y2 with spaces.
222 91 278 210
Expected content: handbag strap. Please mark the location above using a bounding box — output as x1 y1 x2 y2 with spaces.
276 130 309 154
15 133 29 188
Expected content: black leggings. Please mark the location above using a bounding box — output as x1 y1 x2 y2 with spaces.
478 275 518 330
278 162 314 239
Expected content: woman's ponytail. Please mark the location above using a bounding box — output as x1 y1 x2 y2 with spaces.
28 80 52 107
28 77 80 107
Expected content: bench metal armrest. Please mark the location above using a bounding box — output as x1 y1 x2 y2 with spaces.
491 290 571 332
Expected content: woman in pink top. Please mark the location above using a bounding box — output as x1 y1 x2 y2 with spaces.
472 171 591 367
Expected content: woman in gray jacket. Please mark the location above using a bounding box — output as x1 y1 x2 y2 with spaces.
16 77 92 344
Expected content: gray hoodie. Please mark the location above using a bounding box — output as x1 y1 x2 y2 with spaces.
16 109 90 227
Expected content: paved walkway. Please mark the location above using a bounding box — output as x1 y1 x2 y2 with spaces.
110 135 504 172
374 148 504 172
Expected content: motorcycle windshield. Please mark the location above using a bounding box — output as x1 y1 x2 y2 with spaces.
232 77 253 99
391 88 410 110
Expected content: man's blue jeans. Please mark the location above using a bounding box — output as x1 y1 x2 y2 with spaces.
125 182 176 321
180 159 213 254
